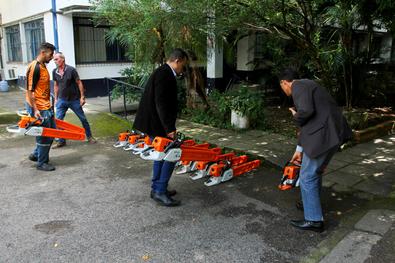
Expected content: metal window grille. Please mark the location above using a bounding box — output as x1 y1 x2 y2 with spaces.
24 19 45 61
5 25 22 62
73 17 128 63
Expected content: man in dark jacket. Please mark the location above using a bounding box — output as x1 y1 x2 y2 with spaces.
133 48 188 207
279 69 352 232
52 52 96 148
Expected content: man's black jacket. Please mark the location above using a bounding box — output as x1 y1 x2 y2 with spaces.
133 64 178 137
292 79 353 158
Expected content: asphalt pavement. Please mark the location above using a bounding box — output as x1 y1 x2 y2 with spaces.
0 132 367 263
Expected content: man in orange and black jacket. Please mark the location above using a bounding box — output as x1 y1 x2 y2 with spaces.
25 42 56 171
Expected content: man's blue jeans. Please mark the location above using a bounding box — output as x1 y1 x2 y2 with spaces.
300 146 338 221
150 137 176 193
26 104 55 167
55 99 92 143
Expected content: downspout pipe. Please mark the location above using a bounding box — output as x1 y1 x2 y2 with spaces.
51 0 59 50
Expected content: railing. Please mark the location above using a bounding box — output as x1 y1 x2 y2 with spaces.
105 77 144 119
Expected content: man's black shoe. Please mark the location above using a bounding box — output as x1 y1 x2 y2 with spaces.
28 154 38 162
167 190 177 197
37 163 56 171
150 189 177 198
296 201 304 211
290 219 324 233
152 192 180 207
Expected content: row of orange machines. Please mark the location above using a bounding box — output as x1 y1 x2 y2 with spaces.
113 131 261 186
7 116 300 190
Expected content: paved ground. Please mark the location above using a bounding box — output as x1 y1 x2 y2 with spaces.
1 87 394 262
0 132 370 263
176 120 395 199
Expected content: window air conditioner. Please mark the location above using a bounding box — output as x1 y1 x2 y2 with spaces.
8 69 15 79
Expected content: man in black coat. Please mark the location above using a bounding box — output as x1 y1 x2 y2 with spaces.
133 48 188 207
279 69 352 232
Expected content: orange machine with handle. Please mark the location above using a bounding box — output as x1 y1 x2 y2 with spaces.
278 162 301 190
7 116 86 141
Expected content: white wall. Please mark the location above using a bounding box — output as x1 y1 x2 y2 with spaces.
0 0 89 80
57 0 91 10
56 14 76 67
0 0 91 25
76 63 131 80
0 0 126 81
0 0 51 25
43 12 57 74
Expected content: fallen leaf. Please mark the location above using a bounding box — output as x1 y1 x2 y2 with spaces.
142 255 150 261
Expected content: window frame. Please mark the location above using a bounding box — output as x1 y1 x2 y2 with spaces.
5 24 23 63
24 19 45 62
73 17 130 64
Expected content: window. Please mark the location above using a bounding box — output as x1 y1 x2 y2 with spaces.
255 33 265 59
25 19 45 61
371 35 383 60
73 17 128 63
5 25 22 62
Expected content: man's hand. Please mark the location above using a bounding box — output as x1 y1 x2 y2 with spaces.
34 109 41 119
289 107 297 116
167 131 176 139
290 150 303 165
80 97 86 106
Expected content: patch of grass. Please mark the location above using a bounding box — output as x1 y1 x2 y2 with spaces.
0 112 19 124
64 112 132 138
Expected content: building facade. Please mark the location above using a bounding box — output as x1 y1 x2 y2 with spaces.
0 0 131 97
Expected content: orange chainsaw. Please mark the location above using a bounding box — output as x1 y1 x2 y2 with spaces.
140 135 222 162
7 115 86 141
205 157 261 186
278 161 301 190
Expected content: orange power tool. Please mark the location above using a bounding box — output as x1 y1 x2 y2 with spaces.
7 116 86 141
278 162 301 190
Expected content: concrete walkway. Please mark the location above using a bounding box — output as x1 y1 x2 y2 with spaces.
319 209 395 263
176 119 395 199
0 87 137 115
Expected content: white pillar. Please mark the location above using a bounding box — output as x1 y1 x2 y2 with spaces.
43 12 56 75
19 22 28 63
207 34 224 91
57 14 76 67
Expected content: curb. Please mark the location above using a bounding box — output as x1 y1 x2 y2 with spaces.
353 120 395 143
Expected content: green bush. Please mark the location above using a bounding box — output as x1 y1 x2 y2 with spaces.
226 85 265 127
110 65 150 103
182 86 265 129
182 90 231 129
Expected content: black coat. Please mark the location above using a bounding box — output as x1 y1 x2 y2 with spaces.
133 64 178 137
292 79 352 158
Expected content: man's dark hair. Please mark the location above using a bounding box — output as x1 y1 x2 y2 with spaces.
278 68 299 82
39 42 56 52
168 48 188 62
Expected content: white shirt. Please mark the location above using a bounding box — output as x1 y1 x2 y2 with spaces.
167 63 177 77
